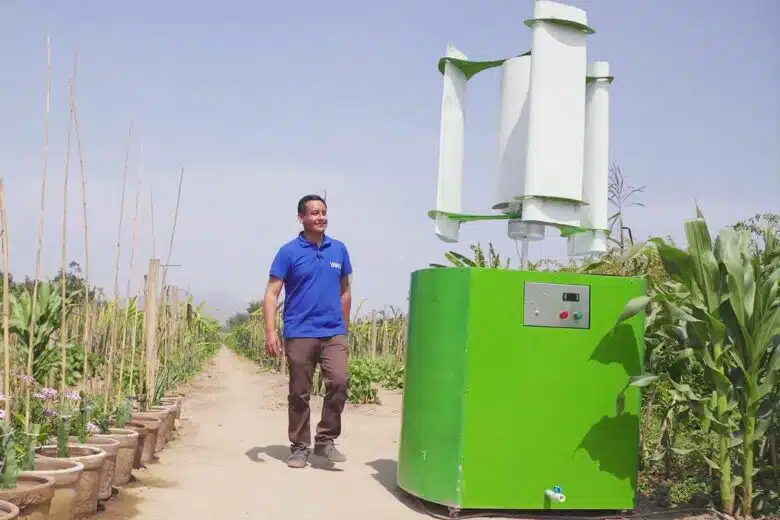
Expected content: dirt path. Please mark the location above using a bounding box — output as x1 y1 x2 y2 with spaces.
102 346 427 520
102 347 717 520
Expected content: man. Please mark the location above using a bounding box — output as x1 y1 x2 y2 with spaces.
263 194 353 469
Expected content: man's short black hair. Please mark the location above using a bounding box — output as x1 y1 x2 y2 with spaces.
297 194 327 215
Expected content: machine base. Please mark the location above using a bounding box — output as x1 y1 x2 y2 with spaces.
397 268 646 512
398 485 638 519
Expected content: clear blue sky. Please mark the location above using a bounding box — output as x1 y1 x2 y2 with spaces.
1 0 778 319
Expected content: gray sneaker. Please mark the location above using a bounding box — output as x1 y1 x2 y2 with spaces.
313 441 347 463
286 449 308 468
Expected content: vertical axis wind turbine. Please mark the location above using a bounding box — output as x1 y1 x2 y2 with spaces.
429 0 614 264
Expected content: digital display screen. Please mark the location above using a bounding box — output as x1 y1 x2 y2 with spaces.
562 292 580 302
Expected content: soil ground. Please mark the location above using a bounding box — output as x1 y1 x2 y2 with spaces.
101 347 720 520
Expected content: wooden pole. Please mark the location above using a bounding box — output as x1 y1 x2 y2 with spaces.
104 120 133 408
127 282 142 397
26 36 53 428
59 73 76 394
0 179 11 419
370 310 377 358
72 50 92 392
144 258 159 406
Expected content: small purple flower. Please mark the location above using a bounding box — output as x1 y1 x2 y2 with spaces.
64 390 80 401
37 388 57 401
86 423 100 435
0 410 6 421
20 375 35 385
43 408 57 417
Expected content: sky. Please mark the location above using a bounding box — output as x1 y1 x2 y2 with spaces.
1 0 778 321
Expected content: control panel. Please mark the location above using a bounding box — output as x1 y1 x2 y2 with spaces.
522 282 591 329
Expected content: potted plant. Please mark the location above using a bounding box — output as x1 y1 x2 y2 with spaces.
109 397 148 471
34 388 106 519
16 384 84 520
65 393 119 503
0 419 55 520
93 397 138 486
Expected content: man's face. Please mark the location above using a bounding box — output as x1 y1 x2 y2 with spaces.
299 200 328 233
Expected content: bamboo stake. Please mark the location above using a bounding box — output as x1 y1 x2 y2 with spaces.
127 282 142 397
159 287 168 369
72 51 91 391
149 190 156 260
144 259 160 406
159 167 184 301
116 160 142 403
137 281 148 400
1 179 11 420
153 167 183 388
25 36 52 428
59 71 77 394
172 287 180 357
370 310 377 358
104 121 133 408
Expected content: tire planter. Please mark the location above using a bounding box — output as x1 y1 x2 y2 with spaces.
128 416 161 464
0 474 55 520
36 445 106 520
20 457 83 520
0 500 19 520
99 429 139 486
68 436 119 501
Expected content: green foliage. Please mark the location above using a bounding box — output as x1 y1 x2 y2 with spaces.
8 281 71 383
113 398 133 429
373 358 404 390
57 417 70 458
0 421 20 489
343 357 405 404
346 358 379 404
431 242 511 269
18 424 41 472
620 207 780 516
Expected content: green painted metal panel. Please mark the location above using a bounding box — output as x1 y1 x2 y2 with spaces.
397 268 471 507
398 268 646 512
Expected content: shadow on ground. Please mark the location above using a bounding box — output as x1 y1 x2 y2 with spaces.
366 458 426 514
245 445 343 471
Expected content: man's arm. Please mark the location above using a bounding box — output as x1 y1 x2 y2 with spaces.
341 245 353 332
341 275 352 332
265 248 289 343
263 276 284 336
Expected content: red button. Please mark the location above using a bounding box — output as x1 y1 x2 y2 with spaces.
559 311 569 319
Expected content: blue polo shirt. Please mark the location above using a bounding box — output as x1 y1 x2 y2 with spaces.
269 232 353 339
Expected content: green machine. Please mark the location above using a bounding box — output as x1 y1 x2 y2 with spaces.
398 0 647 513
397 268 645 513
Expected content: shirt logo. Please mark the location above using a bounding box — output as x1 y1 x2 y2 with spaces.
330 262 341 269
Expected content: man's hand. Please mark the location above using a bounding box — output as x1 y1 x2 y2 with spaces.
263 276 284 358
265 330 282 358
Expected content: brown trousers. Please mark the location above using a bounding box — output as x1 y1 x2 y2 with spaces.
285 335 349 451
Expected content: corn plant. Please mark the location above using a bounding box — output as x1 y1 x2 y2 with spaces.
619 207 780 516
